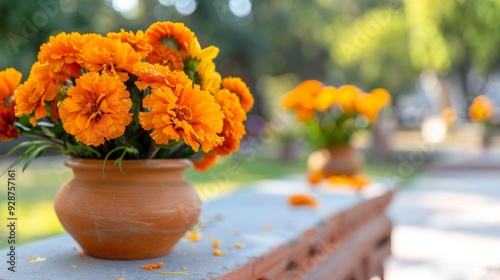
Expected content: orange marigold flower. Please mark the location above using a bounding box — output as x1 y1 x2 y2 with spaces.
313 86 337 111
59 72 132 146
0 68 22 102
132 62 191 90
371 88 391 107
139 84 224 152
193 154 219 171
146 44 185 71
222 77 254 113
355 88 391 123
335 85 362 114
107 29 153 59
283 80 323 122
212 89 247 156
288 194 318 208
469 95 494 122
14 62 59 126
355 93 383 123
196 60 221 93
38 32 85 82
145 21 196 52
78 35 141 82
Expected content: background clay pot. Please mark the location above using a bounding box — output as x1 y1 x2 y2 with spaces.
54 158 200 260
307 145 364 177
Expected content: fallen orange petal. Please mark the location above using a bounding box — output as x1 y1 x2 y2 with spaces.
213 240 222 248
141 262 163 270
288 194 318 207
213 249 225 256
78 252 84 259
185 231 202 242
234 242 245 249
308 171 324 185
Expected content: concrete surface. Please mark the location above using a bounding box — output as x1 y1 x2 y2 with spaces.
386 155 500 280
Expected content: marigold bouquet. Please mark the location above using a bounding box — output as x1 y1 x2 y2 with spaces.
282 79 390 148
1 21 253 171
283 79 391 186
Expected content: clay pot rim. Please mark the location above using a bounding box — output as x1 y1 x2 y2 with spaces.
65 157 193 170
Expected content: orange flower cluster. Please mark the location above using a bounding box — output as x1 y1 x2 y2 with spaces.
283 80 391 123
283 79 391 148
469 95 495 122
2 21 254 172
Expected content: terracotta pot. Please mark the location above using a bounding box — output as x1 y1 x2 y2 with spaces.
307 145 363 177
54 158 200 260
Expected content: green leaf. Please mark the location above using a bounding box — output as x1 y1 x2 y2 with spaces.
22 144 51 172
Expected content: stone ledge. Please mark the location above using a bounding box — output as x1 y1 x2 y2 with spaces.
0 176 393 280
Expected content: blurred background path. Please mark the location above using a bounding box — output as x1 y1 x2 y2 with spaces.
386 150 500 280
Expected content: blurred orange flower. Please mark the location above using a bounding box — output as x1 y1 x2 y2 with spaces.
38 32 84 82
59 72 132 146
139 84 224 152
222 77 254 113
107 29 153 59
335 85 362 114
356 88 391 123
313 86 337 111
283 79 323 122
193 154 219 171
212 89 247 156
0 68 22 101
78 35 141 82
469 95 494 122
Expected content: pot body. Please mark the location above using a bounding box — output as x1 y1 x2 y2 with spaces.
54 158 200 260
307 145 364 177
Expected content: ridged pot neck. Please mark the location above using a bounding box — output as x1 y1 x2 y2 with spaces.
65 158 193 182
66 158 192 170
